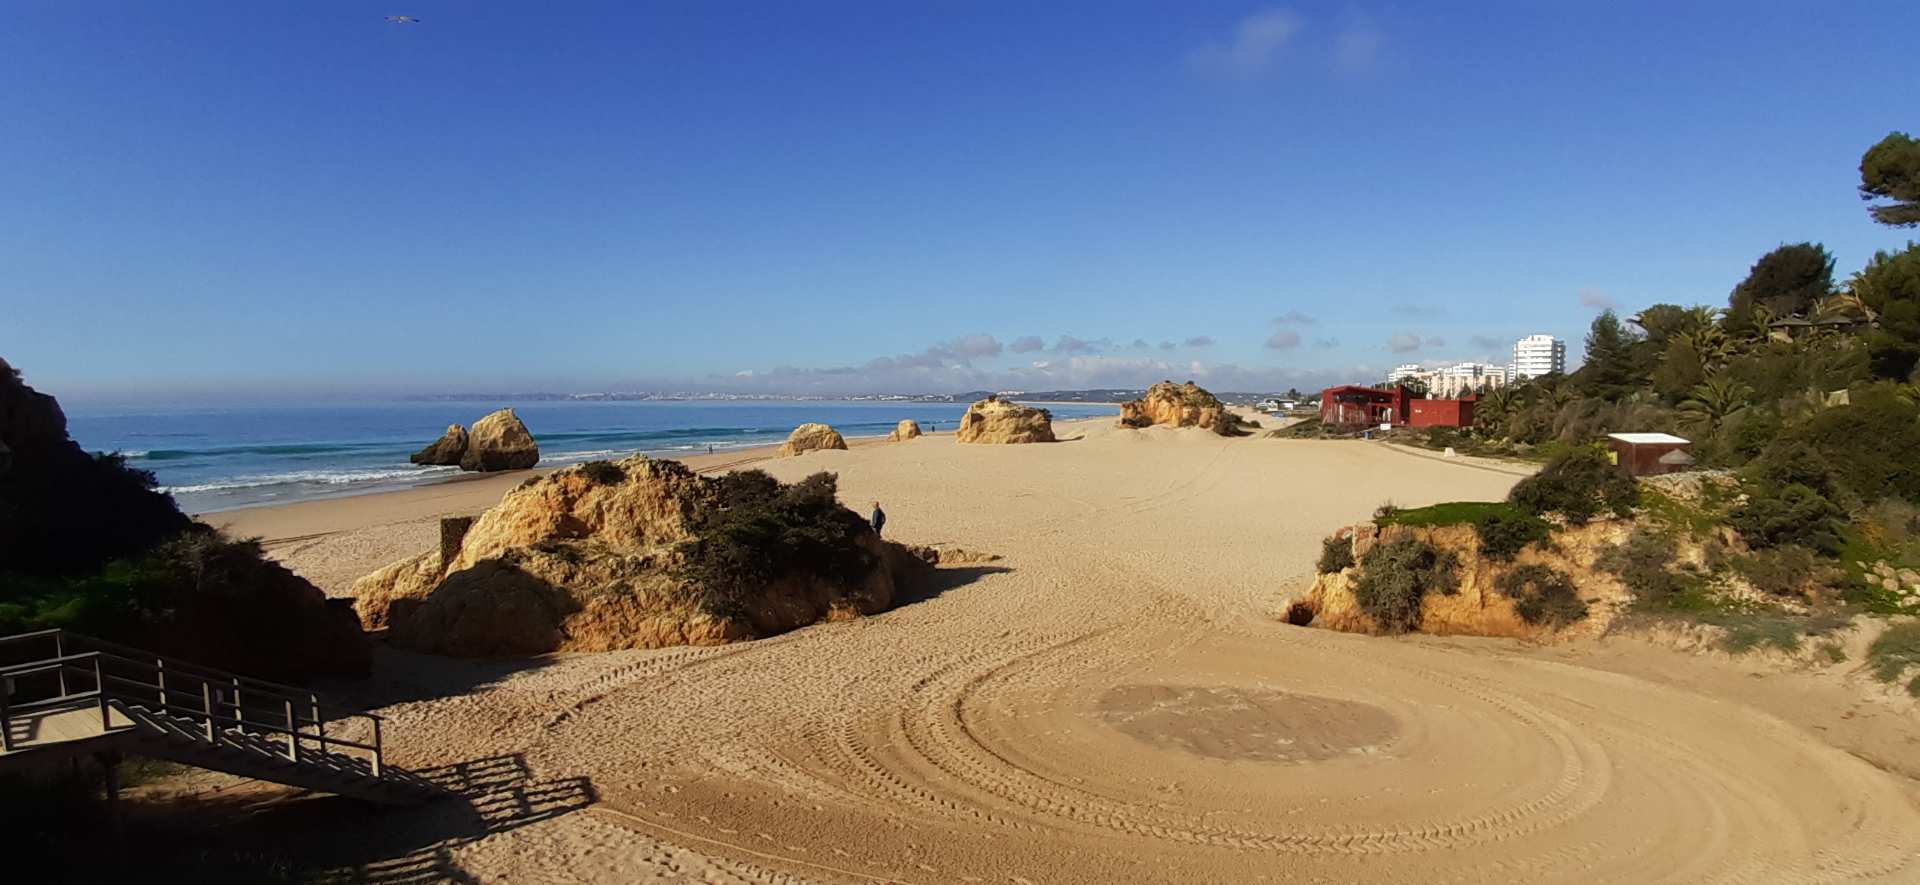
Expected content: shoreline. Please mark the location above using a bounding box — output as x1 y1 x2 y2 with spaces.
204 417 1113 551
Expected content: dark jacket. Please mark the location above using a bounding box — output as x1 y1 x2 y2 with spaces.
870 506 886 534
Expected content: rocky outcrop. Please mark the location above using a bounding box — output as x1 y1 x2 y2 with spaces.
1285 520 1635 641
1 357 190 576
956 397 1055 444
354 456 911 657
888 419 922 441
410 424 468 465
1119 381 1239 435
778 423 848 457
460 409 539 472
0 358 368 681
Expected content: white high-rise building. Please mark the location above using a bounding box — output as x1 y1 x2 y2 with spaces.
1512 334 1566 380
1430 362 1509 398
1387 364 1427 383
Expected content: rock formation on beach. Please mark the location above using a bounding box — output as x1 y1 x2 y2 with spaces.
888 419 922 441
460 408 540 472
410 423 469 465
354 456 920 657
955 396 1055 444
1120 381 1241 435
778 422 849 457
1287 519 1634 640
0 357 368 681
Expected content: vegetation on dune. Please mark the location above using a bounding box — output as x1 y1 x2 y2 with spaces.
1507 446 1639 525
674 470 879 619
1316 534 1355 574
1495 564 1587 628
1351 537 1460 633
1867 623 1920 696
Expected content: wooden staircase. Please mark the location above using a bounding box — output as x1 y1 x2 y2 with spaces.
0 629 437 805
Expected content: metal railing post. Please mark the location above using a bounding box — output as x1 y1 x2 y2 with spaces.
311 693 324 755
54 633 67 696
1 679 13 753
371 718 383 778
95 657 110 730
231 677 243 732
202 681 216 743
156 658 168 710
284 699 298 762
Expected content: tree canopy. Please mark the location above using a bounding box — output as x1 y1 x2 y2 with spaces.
1725 243 1835 335
1860 131 1920 228
1576 310 1646 401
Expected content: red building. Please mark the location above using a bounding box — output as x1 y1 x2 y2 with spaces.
1320 385 1413 427
1319 385 1475 428
1408 395 1476 428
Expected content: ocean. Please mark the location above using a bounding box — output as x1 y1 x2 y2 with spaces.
62 399 1119 514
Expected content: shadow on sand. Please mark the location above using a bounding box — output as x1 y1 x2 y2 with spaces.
42 753 594 883
893 564 1013 607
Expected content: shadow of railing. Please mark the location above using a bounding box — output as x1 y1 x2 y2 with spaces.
308 753 598 884
83 752 597 883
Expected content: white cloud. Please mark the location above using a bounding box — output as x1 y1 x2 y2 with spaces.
1053 335 1101 354
1273 310 1317 325
1158 340 1177 351
1265 329 1302 350
1131 338 1152 350
1578 289 1619 310
1387 332 1423 353
1010 336 1046 354
1189 9 1304 77
1184 335 1216 348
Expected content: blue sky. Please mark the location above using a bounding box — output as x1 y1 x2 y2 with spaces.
2 2 1914 401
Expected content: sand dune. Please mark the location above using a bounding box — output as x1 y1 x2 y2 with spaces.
213 417 1920 883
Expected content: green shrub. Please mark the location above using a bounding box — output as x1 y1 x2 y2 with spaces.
1495 564 1588 627
1718 617 1803 653
675 471 876 619
1352 537 1460 633
1423 427 1465 451
1474 509 1552 561
1377 500 1520 527
1596 526 1687 601
1867 623 1920 686
1728 483 1844 554
1508 445 1639 525
576 460 627 485
1748 385 1920 509
1317 535 1355 574
1728 546 1835 598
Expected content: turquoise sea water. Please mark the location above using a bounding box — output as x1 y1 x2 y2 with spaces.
62 399 1117 514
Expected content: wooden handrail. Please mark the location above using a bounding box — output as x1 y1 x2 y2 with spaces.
4 629 384 720
0 632 387 777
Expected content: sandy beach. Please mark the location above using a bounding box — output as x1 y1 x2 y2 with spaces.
203 416 1920 883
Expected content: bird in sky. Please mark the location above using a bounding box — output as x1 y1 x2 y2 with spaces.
385 16 420 25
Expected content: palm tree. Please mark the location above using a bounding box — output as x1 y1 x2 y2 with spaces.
1475 386 1518 433
1815 290 1877 324
1677 324 1734 369
1679 373 1752 433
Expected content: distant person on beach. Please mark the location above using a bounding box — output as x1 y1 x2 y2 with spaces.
870 501 886 536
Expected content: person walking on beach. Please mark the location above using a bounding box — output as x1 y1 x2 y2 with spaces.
870 501 887 536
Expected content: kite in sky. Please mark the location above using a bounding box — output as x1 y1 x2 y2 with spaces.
385 16 420 25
